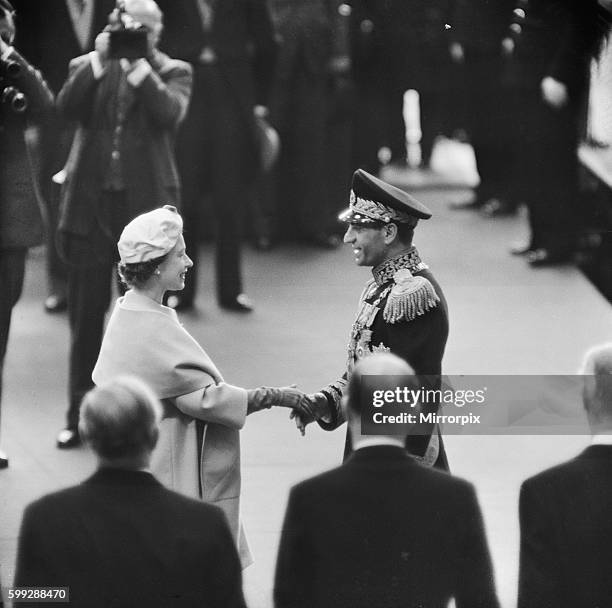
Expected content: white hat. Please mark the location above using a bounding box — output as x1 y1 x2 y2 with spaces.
118 205 183 264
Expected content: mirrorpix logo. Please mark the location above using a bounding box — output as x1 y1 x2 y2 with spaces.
360 375 487 435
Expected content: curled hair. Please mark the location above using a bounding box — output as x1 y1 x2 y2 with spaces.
79 376 162 460
117 253 168 289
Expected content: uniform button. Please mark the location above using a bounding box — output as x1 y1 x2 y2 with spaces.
338 3 351 16
112 150 120 160
115 125 123 134
510 23 522 34
514 8 526 18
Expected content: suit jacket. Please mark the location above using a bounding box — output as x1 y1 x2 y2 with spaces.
13 0 115 95
274 445 499 608
518 444 612 608
349 0 452 88
157 0 277 106
0 48 54 249
56 51 192 240
14 468 247 608
506 0 601 99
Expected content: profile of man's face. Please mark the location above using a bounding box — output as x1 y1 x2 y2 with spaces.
0 9 15 45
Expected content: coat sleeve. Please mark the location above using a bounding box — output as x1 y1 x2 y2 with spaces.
274 486 314 608
129 60 193 128
56 55 100 123
517 479 562 608
174 383 248 429
206 508 249 608
455 484 500 608
14 503 57 590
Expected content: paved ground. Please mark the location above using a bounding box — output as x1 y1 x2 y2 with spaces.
1 142 611 607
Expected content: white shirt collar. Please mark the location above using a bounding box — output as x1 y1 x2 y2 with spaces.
352 436 405 451
591 433 612 446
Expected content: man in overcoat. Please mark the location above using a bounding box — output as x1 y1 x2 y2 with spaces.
518 342 612 608
275 354 499 608
0 0 54 468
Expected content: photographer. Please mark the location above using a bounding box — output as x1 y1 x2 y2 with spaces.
0 0 53 469
54 0 192 449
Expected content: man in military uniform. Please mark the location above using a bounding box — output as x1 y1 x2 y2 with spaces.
295 169 449 469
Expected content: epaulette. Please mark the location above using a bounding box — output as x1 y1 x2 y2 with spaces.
383 268 439 324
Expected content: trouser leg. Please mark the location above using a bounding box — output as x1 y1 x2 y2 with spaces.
0 248 27 434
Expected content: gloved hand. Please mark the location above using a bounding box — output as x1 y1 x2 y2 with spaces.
289 392 329 436
247 386 315 418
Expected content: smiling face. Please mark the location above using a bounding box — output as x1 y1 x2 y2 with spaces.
156 234 192 292
343 223 389 267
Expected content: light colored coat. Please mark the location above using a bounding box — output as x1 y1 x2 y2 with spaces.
93 290 252 567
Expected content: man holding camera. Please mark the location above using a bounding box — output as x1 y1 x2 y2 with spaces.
0 0 54 469
54 0 192 449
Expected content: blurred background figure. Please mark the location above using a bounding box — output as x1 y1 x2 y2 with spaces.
505 0 610 266
156 0 277 312
449 0 516 216
12 0 115 313
54 0 192 449
0 0 54 469
16 376 248 607
349 0 452 174
264 0 351 249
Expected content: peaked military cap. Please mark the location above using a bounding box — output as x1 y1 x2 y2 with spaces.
339 169 432 228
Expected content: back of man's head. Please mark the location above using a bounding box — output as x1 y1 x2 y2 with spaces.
581 343 612 430
346 353 415 419
79 376 162 467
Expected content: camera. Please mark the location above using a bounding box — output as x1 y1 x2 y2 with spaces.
108 0 148 60
0 58 27 113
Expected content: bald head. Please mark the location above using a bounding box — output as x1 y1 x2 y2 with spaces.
581 343 612 429
346 353 415 417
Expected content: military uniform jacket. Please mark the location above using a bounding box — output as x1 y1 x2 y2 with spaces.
318 248 449 463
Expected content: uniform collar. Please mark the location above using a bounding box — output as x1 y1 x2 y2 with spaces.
372 247 428 286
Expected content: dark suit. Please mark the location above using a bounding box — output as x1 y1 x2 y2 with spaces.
268 0 351 242
274 445 499 608
518 444 612 608
12 0 116 297
0 47 53 430
15 468 247 607
451 0 514 204
505 0 602 253
56 51 192 429
348 0 451 171
156 0 277 305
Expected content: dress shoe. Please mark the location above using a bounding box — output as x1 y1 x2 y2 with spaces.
56 428 81 449
509 241 535 256
480 198 517 217
44 294 67 313
220 293 254 313
0 449 8 469
167 294 194 312
527 248 573 267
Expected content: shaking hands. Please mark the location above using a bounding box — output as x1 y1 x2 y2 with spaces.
246 387 329 436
